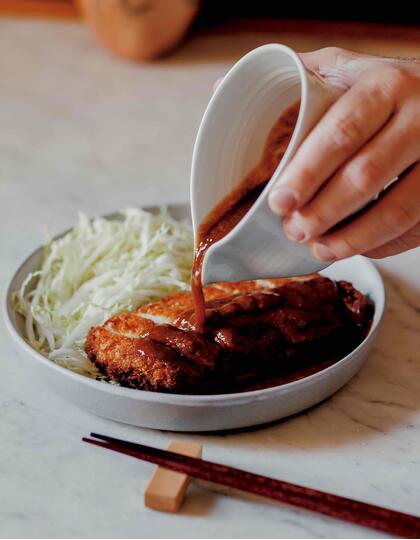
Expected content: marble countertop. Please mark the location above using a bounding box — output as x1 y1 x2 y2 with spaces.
1 17 420 539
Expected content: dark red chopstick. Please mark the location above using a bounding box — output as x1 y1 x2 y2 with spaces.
83 433 420 538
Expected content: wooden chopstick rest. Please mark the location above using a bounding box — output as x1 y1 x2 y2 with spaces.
84 434 420 538
144 440 202 512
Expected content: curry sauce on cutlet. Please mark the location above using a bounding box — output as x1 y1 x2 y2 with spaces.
85 277 373 394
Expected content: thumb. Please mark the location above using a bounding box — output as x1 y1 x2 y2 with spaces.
298 47 358 71
298 47 377 91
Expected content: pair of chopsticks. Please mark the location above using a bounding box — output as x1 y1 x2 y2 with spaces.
83 433 420 538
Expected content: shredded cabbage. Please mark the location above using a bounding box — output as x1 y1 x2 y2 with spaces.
14 208 194 378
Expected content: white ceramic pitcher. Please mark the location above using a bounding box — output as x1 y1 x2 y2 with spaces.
190 44 339 286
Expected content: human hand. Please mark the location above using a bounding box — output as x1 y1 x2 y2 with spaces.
268 47 420 261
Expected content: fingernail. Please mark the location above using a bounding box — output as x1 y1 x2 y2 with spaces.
284 219 306 242
269 187 298 216
312 243 336 262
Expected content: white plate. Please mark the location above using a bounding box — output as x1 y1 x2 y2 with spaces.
4 204 385 432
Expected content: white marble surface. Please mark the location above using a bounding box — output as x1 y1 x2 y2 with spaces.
1 17 420 539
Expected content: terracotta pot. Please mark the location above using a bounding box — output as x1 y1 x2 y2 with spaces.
76 0 199 61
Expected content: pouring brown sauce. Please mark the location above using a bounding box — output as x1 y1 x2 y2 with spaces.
192 101 301 329
86 102 375 395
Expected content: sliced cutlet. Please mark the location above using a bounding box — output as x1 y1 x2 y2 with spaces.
85 286 227 392
104 312 157 338
137 285 228 324
212 276 318 295
85 325 212 392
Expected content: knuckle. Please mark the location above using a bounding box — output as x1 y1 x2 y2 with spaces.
302 205 330 236
363 73 394 103
318 46 353 60
331 113 363 152
401 105 420 137
365 80 386 101
335 234 360 257
288 161 315 190
381 66 416 95
344 158 382 195
319 46 344 56
380 199 418 232
410 114 420 137
394 234 417 250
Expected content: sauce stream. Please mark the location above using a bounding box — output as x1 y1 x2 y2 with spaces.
192 101 300 328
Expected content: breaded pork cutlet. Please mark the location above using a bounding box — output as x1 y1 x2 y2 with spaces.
85 277 373 394
85 285 228 393
85 325 221 393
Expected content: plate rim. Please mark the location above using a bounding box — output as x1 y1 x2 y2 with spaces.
3 205 386 407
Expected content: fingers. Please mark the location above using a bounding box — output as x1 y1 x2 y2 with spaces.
298 47 357 74
309 162 420 261
282 113 420 242
364 223 420 258
269 68 397 217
